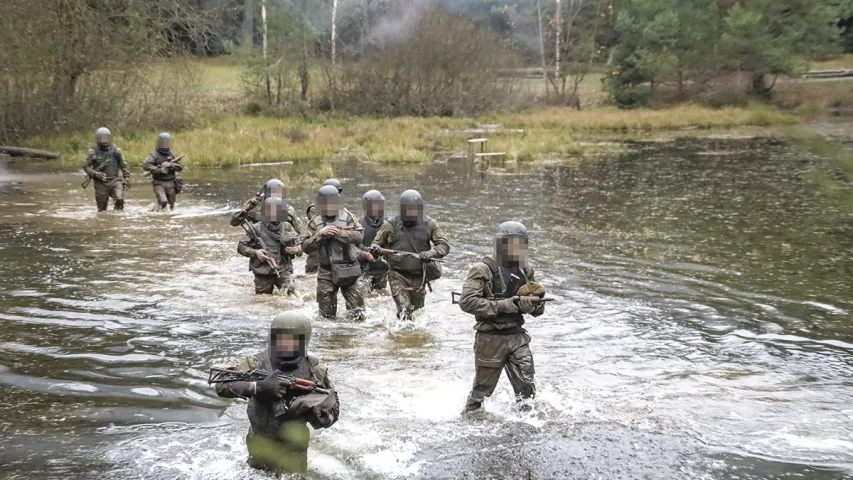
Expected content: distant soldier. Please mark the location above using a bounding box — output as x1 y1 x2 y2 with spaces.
231 179 302 236
141 133 184 210
304 178 343 274
302 185 365 321
458 221 546 413
237 197 302 295
370 190 450 322
212 311 339 474
83 127 131 211
356 190 389 294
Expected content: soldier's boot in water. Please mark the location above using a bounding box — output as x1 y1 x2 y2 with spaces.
114 199 125 210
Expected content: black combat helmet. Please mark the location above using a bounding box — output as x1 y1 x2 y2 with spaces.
362 190 385 224
95 127 112 150
261 197 286 225
495 221 529 268
261 178 285 200
157 132 171 153
316 184 342 220
323 178 343 193
399 189 424 226
269 311 312 370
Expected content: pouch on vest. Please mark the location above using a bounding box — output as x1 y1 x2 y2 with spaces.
330 261 361 287
174 177 184 195
424 261 442 281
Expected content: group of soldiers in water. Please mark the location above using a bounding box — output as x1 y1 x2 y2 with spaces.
80 127 550 475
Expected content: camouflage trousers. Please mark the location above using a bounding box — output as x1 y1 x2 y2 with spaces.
246 424 309 474
316 268 365 320
152 179 176 209
388 270 426 321
465 330 535 411
305 251 319 274
357 259 389 295
254 273 295 295
93 178 124 211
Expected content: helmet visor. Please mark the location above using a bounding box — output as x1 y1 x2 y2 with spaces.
157 136 171 151
96 133 112 146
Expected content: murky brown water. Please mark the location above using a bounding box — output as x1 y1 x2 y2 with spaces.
1 137 853 479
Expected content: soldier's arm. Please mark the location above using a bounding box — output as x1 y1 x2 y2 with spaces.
171 153 184 172
312 362 340 428
334 212 364 245
141 153 157 173
116 148 131 181
214 357 257 399
301 219 321 253
526 266 545 317
459 264 514 317
230 204 257 227
371 220 393 248
237 228 260 258
83 149 97 177
287 205 302 235
427 219 450 258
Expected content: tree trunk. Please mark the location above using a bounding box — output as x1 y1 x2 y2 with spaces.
0 146 60 159
751 72 771 99
242 0 255 47
261 0 270 105
536 0 548 95
300 21 309 101
331 0 338 65
555 0 562 87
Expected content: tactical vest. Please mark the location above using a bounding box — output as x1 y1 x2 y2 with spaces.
475 257 527 329
246 351 318 439
150 150 176 181
360 216 384 247
90 145 120 178
313 213 359 268
249 222 295 275
386 216 431 273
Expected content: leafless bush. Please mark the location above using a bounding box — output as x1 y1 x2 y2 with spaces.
334 4 523 117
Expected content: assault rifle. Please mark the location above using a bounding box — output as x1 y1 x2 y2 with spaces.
451 292 555 305
208 367 329 418
241 221 281 278
144 154 185 178
363 246 444 263
82 157 112 189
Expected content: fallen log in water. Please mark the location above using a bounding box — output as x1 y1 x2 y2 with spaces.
0 146 60 159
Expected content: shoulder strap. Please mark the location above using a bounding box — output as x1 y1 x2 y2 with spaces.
481 257 502 296
313 215 325 227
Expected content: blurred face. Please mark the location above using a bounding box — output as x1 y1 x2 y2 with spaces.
157 136 171 150
268 185 284 199
263 202 283 222
367 201 383 217
96 133 110 146
276 334 299 354
318 196 341 216
498 236 528 266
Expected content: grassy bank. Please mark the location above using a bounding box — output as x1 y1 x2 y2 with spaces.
35 104 796 168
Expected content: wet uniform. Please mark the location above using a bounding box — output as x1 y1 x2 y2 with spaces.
459 256 544 410
372 215 450 319
301 211 365 319
237 221 301 294
214 352 339 473
141 150 183 209
83 145 131 211
358 214 389 293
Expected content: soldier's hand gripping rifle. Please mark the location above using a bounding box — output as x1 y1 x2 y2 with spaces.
450 292 555 304
144 154 186 178
241 221 281 279
208 367 329 418
82 158 112 189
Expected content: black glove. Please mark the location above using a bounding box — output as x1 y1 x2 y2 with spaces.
419 250 435 261
123 180 131 190
256 373 284 399
370 245 384 257
309 393 338 429
98 173 108 181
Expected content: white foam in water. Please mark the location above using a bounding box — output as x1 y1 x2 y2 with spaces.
131 388 162 397
51 382 98 393
803 301 847 315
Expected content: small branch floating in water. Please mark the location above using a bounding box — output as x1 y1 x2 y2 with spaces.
239 161 294 168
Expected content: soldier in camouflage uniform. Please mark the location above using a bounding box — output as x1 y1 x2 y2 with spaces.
370 190 450 322
237 197 302 295
141 132 183 210
83 127 131 211
458 221 545 412
213 311 339 474
304 178 343 274
302 185 365 321
231 179 302 236
356 190 389 295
